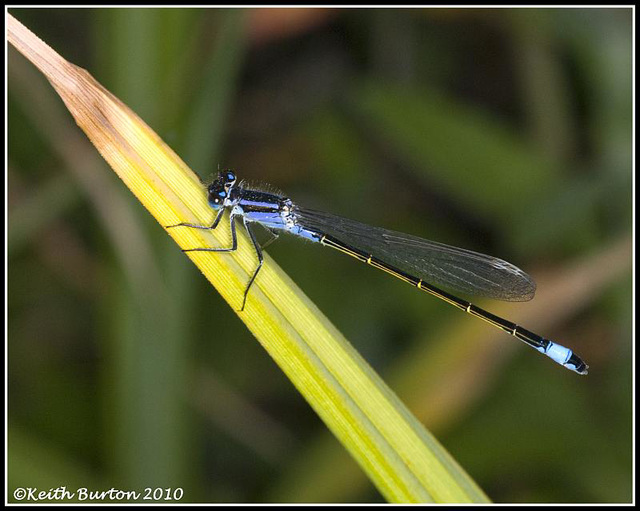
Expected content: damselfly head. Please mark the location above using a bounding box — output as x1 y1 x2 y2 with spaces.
207 170 236 209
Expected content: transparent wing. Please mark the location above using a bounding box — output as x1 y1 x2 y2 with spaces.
294 207 536 301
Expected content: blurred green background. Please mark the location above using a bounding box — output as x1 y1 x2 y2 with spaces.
8 7 632 504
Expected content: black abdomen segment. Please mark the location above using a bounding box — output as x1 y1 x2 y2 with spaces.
319 234 588 375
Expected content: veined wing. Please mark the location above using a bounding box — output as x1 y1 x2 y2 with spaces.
294 207 536 302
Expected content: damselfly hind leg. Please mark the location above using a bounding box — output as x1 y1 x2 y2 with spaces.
259 228 279 250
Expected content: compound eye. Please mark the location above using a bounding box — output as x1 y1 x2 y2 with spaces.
222 171 236 193
208 189 227 209
214 190 226 203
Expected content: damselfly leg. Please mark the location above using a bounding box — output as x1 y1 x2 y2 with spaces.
167 209 264 311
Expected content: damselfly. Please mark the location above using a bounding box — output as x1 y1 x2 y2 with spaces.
167 170 588 375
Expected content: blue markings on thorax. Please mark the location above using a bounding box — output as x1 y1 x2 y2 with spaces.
228 187 323 243
243 209 286 229
237 199 321 243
